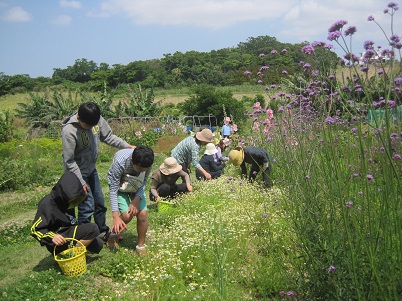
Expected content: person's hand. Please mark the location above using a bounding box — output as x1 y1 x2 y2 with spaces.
52 234 66 246
204 172 212 180
127 145 136 149
155 196 161 203
82 183 89 196
128 199 140 217
112 214 127 234
187 183 193 192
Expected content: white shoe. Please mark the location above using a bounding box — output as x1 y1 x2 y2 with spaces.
136 245 147 256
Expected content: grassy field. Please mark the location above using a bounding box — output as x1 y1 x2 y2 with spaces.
0 84 265 114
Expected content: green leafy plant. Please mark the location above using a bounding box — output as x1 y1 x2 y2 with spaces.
0 110 14 142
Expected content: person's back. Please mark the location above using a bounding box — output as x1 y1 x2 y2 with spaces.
196 143 224 180
31 171 103 255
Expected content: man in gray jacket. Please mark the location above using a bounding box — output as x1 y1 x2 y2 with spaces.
61 102 135 236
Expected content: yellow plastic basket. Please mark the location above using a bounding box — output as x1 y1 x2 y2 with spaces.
158 200 175 213
54 238 87 277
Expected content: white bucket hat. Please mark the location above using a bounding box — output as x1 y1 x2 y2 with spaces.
204 143 218 155
159 157 182 175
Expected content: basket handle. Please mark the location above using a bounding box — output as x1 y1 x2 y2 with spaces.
53 237 86 258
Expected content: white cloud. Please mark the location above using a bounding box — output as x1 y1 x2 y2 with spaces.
0 6 32 22
52 14 72 26
88 0 298 29
279 0 402 49
59 0 81 9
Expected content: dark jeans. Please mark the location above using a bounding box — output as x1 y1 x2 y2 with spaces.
78 169 109 233
241 162 272 188
47 223 104 254
150 183 189 201
196 170 222 180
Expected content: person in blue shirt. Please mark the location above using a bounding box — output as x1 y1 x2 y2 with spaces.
221 117 232 138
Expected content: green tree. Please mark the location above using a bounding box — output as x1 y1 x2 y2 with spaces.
179 84 246 124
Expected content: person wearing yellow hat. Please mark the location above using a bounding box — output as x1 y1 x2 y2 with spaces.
171 128 214 180
229 146 273 188
149 157 193 202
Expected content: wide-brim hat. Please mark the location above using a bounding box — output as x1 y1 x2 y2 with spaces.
160 157 182 175
229 146 244 166
195 128 213 143
204 142 218 155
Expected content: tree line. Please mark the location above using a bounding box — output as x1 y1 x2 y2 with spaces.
0 35 338 96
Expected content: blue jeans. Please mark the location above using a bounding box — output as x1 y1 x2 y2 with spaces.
78 169 109 233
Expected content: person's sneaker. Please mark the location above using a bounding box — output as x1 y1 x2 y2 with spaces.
136 245 147 256
106 233 119 249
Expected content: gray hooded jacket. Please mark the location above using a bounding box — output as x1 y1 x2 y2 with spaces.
61 114 129 185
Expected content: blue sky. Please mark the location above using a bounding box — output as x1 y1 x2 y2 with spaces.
0 0 400 78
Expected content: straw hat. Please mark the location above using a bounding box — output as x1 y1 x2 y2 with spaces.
159 157 182 175
204 143 218 155
229 146 244 166
195 128 213 143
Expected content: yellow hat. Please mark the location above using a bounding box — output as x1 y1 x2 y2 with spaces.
229 146 244 166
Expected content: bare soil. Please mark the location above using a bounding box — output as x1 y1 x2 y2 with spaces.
153 135 185 154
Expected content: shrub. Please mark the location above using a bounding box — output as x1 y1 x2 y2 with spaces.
0 110 14 142
0 138 63 191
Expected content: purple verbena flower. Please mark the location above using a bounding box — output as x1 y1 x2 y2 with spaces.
301 45 315 55
390 34 401 43
270 49 277 54
387 2 399 10
394 77 402 86
364 40 375 50
328 265 336 272
368 15 375 21
393 153 402 160
367 174 375 182
328 31 342 41
346 201 354 208
259 53 265 57
325 117 335 124
344 26 357 36
328 20 348 32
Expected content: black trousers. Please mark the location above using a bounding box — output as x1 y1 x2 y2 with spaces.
47 223 103 254
150 183 189 201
